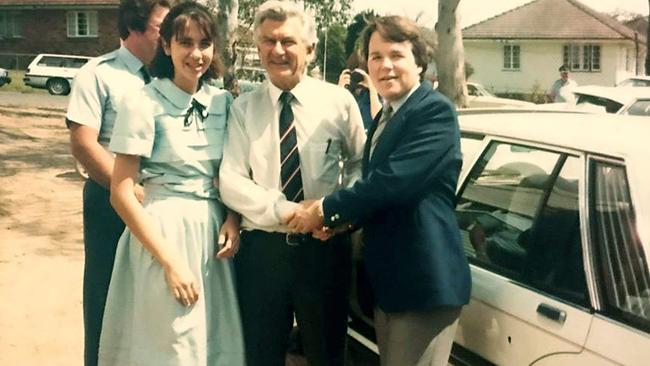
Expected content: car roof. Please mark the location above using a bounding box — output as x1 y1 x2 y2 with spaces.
458 110 649 157
572 85 650 104
625 75 650 82
36 53 92 59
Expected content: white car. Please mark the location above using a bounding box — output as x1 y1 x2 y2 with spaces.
0 67 11 86
572 85 650 116
348 110 650 365
616 75 650 87
23 53 92 95
541 86 650 117
467 82 535 108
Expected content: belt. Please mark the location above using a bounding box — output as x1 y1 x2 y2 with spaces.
246 230 316 247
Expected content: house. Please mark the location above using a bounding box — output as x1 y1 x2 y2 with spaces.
0 0 120 69
462 0 647 94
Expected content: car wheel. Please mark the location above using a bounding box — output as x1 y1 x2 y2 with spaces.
47 78 70 96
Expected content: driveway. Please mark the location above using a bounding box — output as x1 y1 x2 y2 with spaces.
0 91 69 111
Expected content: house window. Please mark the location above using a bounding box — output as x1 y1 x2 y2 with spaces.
503 44 520 70
0 11 22 38
563 44 601 72
67 11 98 38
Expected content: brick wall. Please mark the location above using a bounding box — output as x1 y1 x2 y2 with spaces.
0 8 120 69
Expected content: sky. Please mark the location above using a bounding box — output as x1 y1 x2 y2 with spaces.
352 0 649 28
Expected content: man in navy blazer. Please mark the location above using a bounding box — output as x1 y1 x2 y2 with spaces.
288 15 471 366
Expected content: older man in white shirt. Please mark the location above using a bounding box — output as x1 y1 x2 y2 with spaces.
218 1 366 365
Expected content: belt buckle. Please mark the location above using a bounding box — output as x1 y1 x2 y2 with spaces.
285 233 301 246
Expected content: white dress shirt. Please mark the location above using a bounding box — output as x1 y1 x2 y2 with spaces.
219 76 366 233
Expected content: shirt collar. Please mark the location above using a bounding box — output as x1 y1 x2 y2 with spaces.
267 75 311 108
388 81 421 114
117 45 145 75
152 78 209 110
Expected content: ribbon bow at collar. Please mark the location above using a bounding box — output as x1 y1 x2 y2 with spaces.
184 98 209 128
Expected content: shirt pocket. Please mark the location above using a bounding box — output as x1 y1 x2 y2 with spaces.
305 138 342 183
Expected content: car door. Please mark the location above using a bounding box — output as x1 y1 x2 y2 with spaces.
452 139 594 365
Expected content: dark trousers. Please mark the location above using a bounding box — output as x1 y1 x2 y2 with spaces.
82 179 124 366
234 230 352 366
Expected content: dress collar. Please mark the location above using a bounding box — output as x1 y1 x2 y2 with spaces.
152 78 210 110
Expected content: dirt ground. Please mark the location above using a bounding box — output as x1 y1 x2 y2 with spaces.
0 104 85 366
0 101 375 366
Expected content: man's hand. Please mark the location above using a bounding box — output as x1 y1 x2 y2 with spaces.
216 210 241 259
287 199 323 234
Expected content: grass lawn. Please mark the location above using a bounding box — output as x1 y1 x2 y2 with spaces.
0 70 47 94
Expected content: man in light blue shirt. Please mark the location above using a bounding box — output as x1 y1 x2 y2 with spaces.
65 1 171 365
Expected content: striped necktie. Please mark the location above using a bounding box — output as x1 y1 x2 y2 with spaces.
370 105 393 157
279 91 304 202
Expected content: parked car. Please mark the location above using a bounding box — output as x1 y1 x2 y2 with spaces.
540 86 650 117
616 75 650 87
348 110 650 365
572 86 650 116
23 53 92 95
466 82 535 108
0 67 11 86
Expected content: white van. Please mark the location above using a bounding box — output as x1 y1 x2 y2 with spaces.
23 53 92 95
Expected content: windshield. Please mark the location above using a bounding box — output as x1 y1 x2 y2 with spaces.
575 93 623 114
618 78 650 87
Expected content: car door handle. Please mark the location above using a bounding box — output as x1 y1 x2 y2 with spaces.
537 303 567 324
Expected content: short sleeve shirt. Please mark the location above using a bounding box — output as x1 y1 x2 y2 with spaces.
110 78 232 199
66 46 148 147
549 78 578 103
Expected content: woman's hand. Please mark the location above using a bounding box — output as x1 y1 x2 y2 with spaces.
216 210 240 258
163 260 199 307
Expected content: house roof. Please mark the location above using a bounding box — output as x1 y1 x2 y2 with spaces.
462 0 647 43
0 0 118 8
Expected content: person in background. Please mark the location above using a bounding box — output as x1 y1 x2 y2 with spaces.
338 52 381 131
98 2 244 365
547 64 577 103
288 15 471 366
65 1 172 365
218 1 366 365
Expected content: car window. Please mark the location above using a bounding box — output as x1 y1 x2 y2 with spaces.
65 57 89 68
590 160 650 331
37 56 64 67
576 94 624 114
456 141 588 305
622 99 650 116
468 84 478 96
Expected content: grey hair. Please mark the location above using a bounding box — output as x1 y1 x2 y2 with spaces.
253 0 318 48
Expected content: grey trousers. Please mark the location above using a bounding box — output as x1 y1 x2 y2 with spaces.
374 306 461 366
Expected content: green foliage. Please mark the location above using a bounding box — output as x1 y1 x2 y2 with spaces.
237 0 352 30
464 61 474 80
316 24 347 83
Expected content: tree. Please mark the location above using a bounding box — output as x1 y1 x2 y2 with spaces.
435 0 468 107
646 0 649 75
316 23 347 82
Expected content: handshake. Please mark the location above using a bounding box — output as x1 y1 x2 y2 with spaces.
282 199 350 241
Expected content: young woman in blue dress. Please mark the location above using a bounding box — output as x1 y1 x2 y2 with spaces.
98 2 245 365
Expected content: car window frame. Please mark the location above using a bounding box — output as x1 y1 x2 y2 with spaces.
456 133 597 310
585 154 650 333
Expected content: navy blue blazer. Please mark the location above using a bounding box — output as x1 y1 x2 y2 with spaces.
323 82 471 312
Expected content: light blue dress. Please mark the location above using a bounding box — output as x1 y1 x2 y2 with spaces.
98 78 245 366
